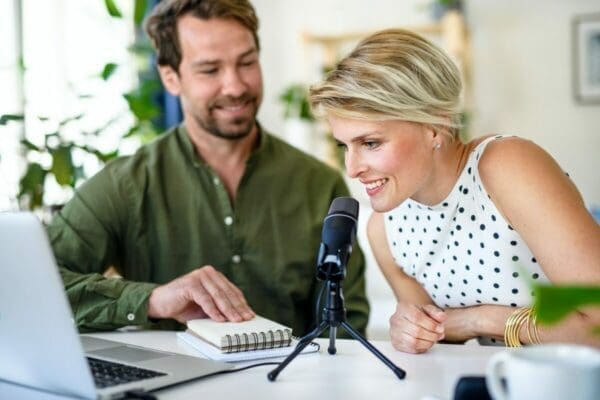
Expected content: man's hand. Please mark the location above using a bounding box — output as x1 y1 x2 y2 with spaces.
147 266 255 323
389 302 446 354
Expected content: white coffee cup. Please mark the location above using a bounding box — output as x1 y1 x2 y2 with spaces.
486 344 600 400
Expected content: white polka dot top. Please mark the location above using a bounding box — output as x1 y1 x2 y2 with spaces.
383 135 550 310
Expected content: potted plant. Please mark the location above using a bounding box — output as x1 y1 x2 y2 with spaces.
279 84 318 155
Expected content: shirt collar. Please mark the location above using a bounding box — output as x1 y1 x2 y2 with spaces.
176 122 270 169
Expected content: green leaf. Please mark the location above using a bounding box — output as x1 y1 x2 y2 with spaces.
58 114 84 127
20 139 41 152
0 114 25 126
128 42 155 56
50 146 76 186
125 120 160 142
101 63 118 80
122 124 136 138
104 0 123 18
18 163 47 210
123 92 160 121
279 84 314 121
17 56 26 73
134 0 148 26
76 144 118 163
534 285 600 324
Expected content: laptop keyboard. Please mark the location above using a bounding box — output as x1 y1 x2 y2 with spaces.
87 357 167 388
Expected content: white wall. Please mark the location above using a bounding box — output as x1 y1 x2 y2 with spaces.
466 0 600 207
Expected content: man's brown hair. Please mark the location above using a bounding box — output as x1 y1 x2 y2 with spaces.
144 0 259 72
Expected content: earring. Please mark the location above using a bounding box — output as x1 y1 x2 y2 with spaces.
434 143 441 150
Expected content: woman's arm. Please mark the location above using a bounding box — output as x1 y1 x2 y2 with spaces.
445 137 600 346
368 212 446 352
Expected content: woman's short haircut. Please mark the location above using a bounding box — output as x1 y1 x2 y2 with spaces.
310 29 463 138
144 0 259 72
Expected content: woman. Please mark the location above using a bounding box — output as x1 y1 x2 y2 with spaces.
309 29 600 353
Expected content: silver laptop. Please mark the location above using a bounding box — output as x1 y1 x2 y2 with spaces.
0 212 232 399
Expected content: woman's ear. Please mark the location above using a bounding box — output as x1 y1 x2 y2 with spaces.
424 124 439 142
424 124 447 150
158 65 181 96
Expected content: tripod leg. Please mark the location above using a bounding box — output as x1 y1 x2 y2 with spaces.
340 321 406 380
328 326 337 355
267 321 329 382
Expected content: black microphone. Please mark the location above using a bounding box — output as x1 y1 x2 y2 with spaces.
316 197 359 281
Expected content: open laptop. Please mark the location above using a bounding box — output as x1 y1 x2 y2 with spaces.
0 212 232 399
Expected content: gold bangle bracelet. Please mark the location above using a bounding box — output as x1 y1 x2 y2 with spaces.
522 308 543 345
529 311 542 345
504 307 530 347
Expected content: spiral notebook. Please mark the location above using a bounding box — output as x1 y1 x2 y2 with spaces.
186 315 293 353
177 330 320 362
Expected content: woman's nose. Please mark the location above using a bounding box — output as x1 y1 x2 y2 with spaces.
345 149 366 178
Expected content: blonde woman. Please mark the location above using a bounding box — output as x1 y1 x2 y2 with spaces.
310 29 600 353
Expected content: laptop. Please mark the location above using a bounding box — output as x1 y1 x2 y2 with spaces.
0 212 232 399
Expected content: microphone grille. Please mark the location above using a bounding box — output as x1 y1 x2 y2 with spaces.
328 197 359 219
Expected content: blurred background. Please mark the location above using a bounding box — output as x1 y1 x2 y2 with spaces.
1 0 599 339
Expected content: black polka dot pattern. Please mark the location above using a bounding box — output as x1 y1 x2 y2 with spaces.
383 135 549 311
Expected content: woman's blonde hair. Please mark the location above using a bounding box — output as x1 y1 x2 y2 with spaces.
310 29 463 138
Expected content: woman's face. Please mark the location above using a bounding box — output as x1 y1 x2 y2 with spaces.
329 115 437 212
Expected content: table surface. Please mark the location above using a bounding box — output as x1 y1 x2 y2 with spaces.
0 330 504 400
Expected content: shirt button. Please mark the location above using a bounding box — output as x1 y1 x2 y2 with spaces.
224 216 233 225
232 255 241 264
127 313 135 321
213 177 220 185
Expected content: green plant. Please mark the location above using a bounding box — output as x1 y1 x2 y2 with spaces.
4 114 120 209
534 285 600 333
279 84 314 121
0 0 162 210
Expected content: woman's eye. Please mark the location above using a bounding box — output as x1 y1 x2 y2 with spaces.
364 141 379 149
336 142 348 151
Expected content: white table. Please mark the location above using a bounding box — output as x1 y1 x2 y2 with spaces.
0 330 504 399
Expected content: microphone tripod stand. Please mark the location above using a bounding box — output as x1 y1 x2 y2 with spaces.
267 271 406 381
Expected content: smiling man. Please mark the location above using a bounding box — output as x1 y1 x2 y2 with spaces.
47 0 369 337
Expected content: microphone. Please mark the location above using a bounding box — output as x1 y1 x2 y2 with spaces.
316 197 359 281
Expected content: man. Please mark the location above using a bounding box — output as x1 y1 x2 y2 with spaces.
48 0 369 337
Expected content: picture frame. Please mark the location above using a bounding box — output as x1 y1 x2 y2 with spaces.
573 13 600 104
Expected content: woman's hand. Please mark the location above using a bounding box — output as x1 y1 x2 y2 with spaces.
389 302 446 353
442 307 481 343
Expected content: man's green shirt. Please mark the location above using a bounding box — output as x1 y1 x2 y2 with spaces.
48 125 369 336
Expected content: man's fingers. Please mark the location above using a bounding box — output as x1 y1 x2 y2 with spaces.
188 285 227 322
192 266 254 321
192 268 243 321
223 279 255 319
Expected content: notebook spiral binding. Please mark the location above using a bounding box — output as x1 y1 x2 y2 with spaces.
222 329 292 353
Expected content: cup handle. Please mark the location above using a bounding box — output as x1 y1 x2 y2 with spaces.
486 352 510 400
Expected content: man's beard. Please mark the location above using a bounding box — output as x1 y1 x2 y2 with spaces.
196 94 258 140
